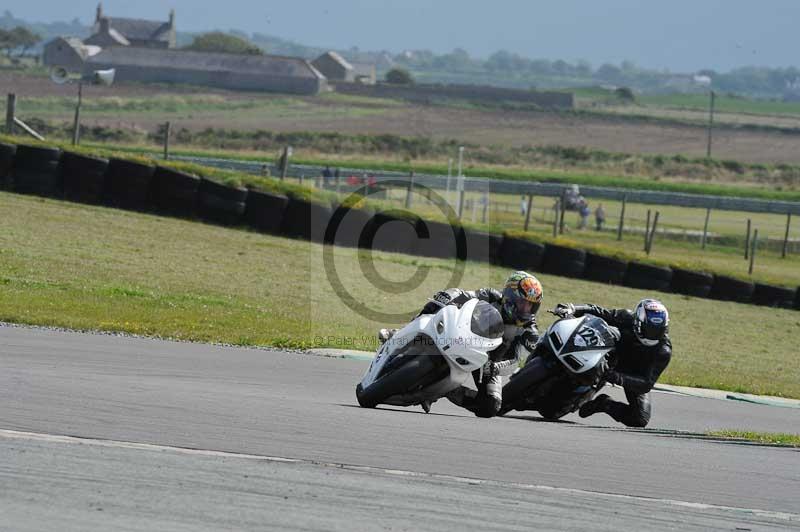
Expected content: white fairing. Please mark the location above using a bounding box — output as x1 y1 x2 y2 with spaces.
359 299 503 404
547 317 614 375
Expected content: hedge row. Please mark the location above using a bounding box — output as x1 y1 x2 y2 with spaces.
1 141 798 312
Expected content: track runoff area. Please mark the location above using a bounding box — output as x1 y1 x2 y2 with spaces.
1 325 798 531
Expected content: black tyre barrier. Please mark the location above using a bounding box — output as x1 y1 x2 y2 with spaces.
709 275 755 303
462 228 503 264
414 219 465 260
751 283 796 309
0 142 15 188
280 197 332 242
361 212 419 255
542 244 586 278
60 151 109 205
198 177 248 225
11 145 62 197
327 205 374 248
244 189 289 234
624 262 673 291
670 268 714 298
498 236 545 271
151 166 201 218
584 252 628 285
795 288 800 310
103 158 155 211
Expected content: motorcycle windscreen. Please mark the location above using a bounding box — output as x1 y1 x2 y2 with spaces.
470 301 504 340
566 316 618 351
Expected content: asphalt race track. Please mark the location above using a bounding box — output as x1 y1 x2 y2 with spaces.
1 325 798 531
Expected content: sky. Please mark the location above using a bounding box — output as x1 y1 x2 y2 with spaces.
6 0 800 72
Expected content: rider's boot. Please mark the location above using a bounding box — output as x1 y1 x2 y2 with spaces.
579 393 611 418
474 373 502 418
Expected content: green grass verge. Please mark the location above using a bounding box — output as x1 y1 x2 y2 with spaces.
1 191 799 398
706 430 800 447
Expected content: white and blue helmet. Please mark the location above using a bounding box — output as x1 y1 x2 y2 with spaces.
633 299 669 346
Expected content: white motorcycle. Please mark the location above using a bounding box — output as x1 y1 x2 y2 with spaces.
356 299 505 412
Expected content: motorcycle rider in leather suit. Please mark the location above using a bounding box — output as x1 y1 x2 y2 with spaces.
553 299 672 427
380 271 544 418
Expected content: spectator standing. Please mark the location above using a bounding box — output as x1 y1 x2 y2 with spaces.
578 199 591 230
520 195 528 217
595 203 607 231
322 166 332 188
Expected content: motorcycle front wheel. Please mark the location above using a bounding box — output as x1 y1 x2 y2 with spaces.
498 355 553 416
356 354 439 408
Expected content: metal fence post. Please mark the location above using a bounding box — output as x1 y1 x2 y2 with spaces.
72 82 83 146
782 213 792 258
744 219 751 260
6 94 15 135
644 210 652 251
701 208 711 249
646 211 660 255
749 229 758 275
163 121 171 160
552 199 560 237
523 194 533 232
617 195 627 241
559 190 567 235
405 171 414 209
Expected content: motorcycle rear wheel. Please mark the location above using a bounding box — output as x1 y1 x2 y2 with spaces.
356 355 438 408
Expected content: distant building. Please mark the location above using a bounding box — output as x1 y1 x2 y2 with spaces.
85 47 327 95
312 51 355 82
86 3 176 49
351 62 377 85
43 37 101 71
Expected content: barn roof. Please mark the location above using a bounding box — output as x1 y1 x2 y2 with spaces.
86 47 326 79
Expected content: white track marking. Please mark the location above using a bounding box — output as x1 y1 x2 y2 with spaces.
1 428 797 523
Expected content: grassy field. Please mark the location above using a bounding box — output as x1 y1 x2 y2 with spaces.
706 430 800 447
0 190 798 398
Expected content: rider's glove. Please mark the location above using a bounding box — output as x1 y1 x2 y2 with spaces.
553 303 575 318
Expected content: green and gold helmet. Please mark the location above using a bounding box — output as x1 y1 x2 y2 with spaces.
501 271 543 326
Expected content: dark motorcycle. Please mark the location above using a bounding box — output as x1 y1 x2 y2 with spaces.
499 310 620 420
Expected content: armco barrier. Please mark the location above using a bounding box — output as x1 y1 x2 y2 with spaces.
244 189 289 234
1 142 798 312
11 145 62 198
60 152 109 204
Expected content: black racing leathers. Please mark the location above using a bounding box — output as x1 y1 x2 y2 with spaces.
572 304 672 427
423 288 540 418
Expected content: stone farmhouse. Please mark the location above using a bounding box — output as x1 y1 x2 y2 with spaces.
42 4 329 95
86 4 176 49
